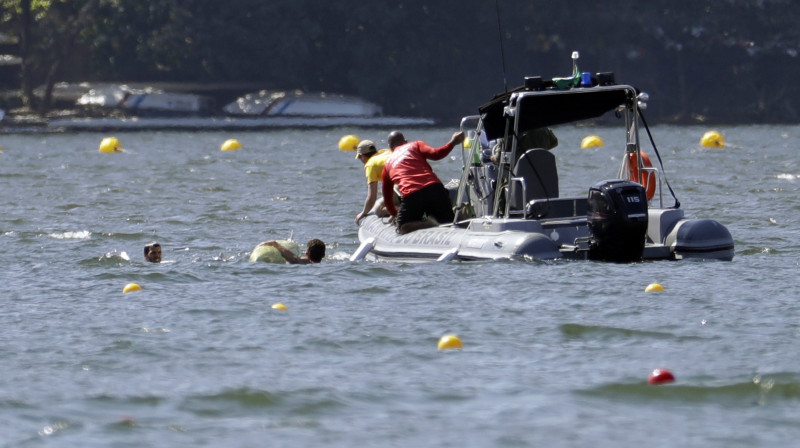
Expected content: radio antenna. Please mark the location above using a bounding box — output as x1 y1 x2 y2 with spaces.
494 0 508 92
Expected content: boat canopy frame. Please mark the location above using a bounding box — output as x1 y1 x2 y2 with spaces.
478 85 638 141
455 83 654 222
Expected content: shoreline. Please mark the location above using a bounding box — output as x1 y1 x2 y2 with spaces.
0 110 436 134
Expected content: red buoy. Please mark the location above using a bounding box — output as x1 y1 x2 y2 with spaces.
648 368 675 385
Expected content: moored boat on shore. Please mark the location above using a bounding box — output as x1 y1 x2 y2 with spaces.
2 84 435 132
223 90 382 117
77 85 209 115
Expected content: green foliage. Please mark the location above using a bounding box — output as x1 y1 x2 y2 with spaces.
3 0 800 122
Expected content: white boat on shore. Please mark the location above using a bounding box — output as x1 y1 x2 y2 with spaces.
77 85 209 114
5 83 435 131
45 88 433 130
223 89 383 117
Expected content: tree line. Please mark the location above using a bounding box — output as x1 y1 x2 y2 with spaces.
1 0 798 124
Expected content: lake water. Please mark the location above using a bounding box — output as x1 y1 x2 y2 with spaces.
1 124 799 447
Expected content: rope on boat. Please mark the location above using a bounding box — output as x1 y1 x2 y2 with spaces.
638 109 680 209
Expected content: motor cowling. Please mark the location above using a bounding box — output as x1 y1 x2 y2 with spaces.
587 180 648 262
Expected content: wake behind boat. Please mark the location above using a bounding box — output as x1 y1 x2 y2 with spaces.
354 57 734 263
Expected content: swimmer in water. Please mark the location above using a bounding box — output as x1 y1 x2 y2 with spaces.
144 242 162 263
258 239 325 264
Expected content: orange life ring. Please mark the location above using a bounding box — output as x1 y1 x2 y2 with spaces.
628 151 656 200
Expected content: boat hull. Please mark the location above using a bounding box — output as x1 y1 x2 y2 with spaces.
356 211 734 262
357 215 563 261
664 218 735 261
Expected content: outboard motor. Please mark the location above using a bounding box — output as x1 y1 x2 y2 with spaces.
587 180 649 262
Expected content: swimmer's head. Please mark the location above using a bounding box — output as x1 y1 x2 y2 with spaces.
306 239 325 263
144 242 162 263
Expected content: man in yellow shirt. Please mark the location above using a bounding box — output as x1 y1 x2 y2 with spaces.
355 139 392 225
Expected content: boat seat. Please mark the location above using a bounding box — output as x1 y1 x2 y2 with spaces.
508 148 559 213
526 197 587 219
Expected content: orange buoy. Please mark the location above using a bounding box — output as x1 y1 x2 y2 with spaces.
627 151 656 200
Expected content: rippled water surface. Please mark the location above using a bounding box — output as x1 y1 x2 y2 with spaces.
1 124 799 447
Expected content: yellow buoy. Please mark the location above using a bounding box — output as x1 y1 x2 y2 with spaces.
99 137 123 153
581 135 604 149
700 130 725 148
437 334 463 350
221 138 242 151
338 134 359 151
271 303 288 311
122 283 142 294
645 283 665 293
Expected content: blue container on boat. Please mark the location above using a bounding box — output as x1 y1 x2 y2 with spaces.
581 72 592 87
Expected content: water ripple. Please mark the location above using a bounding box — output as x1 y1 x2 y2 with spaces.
581 372 800 406
179 386 344 417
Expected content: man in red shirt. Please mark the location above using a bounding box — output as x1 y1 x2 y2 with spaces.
381 130 465 234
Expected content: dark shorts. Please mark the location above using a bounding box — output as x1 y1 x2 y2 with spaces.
396 183 454 229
